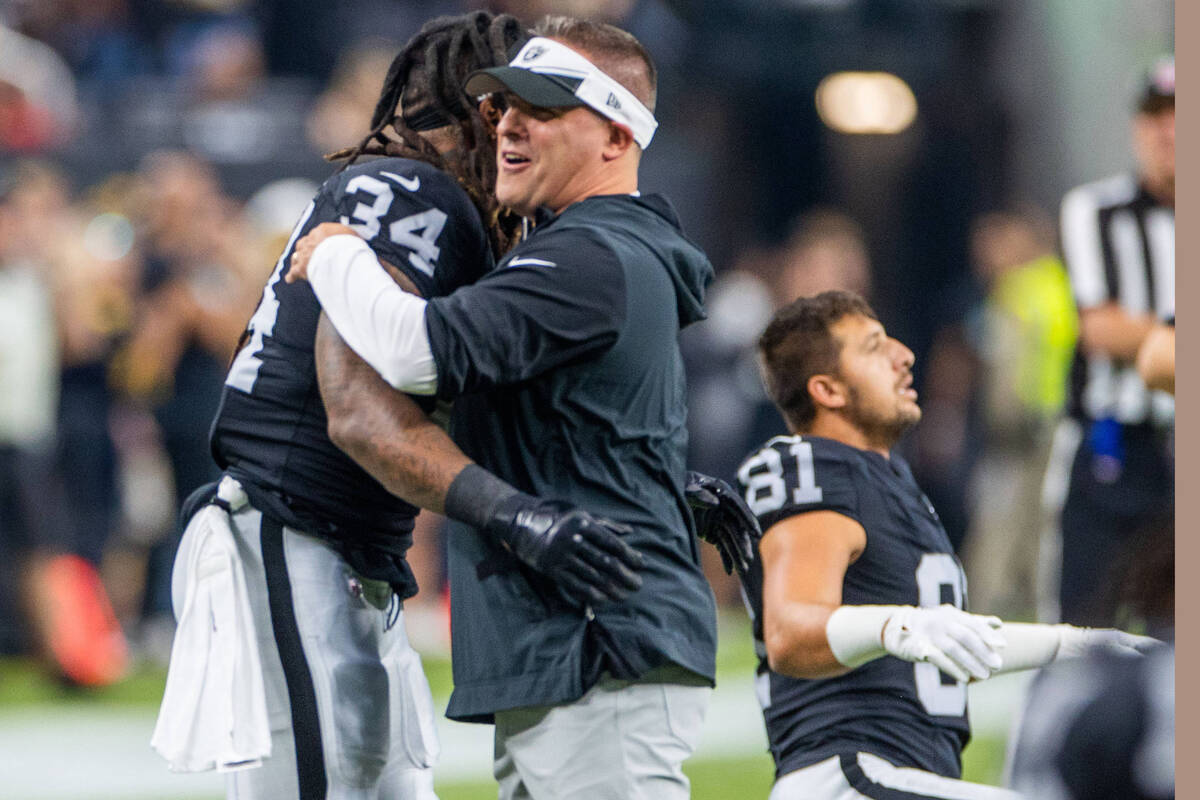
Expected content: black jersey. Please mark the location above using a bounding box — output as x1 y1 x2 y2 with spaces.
424 194 718 722
735 434 971 779
210 158 493 596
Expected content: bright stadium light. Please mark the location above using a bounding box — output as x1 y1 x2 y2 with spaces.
815 71 918 134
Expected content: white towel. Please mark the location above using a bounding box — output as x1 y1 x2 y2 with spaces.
151 476 271 772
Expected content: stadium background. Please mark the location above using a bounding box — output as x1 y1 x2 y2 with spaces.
0 0 1174 797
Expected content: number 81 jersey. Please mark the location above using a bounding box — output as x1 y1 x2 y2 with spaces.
736 434 971 779
211 158 493 572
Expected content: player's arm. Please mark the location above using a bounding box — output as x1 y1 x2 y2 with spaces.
317 312 466 514
764 514 1007 683
992 622 1160 673
760 510 866 678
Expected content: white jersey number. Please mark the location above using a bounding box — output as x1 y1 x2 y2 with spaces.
738 438 824 516
226 201 316 393
340 174 449 278
914 553 969 716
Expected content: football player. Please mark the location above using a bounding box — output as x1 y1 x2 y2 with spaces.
156 12 643 799
735 291 1158 799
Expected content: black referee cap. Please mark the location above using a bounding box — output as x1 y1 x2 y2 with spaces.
1137 56 1174 114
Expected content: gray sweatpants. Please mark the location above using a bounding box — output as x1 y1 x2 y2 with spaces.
492 667 711 800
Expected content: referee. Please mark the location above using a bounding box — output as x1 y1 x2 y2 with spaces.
1048 56 1174 627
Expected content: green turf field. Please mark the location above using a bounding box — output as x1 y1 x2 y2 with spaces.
0 610 1011 799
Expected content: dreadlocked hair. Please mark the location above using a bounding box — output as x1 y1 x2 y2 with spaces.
327 11 526 255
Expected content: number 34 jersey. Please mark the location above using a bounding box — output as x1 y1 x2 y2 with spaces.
210 158 493 596
735 434 971 780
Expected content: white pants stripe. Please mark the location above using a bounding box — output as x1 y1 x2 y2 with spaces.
770 754 1023 800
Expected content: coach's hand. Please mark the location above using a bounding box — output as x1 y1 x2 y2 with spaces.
882 605 1006 683
686 471 759 576
485 496 644 606
286 222 361 284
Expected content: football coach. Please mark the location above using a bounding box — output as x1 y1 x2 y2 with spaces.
288 16 719 800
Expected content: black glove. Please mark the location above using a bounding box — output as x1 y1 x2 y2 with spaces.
485 495 644 606
686 471 760 576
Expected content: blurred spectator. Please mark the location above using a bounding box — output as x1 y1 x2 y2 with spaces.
305 40 399 157
902 316 976 551
0 161 130 685
1048 56 1174 627
769 208 872 306
0 163 66 655
488 0 636 22
0 23 80 151
7 0 153 89
959 209 1077 621
110 150 260 648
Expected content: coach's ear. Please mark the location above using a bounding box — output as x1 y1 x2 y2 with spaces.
808 374 848 411
602 121 636 161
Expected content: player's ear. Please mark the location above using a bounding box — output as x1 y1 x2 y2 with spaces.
479 95 503 131
602 121 635 161
808 374 847 410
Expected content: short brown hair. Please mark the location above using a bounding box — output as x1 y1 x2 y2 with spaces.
758 290 878 431
534 16 657 112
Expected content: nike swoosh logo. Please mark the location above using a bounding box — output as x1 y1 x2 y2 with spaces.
381 171 420 192
506 257 558 268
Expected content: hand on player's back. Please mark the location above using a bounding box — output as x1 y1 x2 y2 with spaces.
287 222 361 284
486 496 645 607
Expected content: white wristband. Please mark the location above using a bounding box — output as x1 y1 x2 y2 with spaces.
307 235 438 394
825 605 903 668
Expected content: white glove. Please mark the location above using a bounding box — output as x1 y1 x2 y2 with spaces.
882 605 1006 683
825 604 1006 683
1055 626 1162 660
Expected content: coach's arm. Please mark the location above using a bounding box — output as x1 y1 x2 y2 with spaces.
313 306 644 606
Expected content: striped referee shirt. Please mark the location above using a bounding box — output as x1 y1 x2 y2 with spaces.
1061 174 1174 426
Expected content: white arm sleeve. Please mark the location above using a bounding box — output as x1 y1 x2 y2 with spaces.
824 605 899 667
994 623 1065 674
306 234 438 395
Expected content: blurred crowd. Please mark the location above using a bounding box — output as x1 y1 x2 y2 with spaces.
0 0 1173 703
1 0 681 683
0 152 301 682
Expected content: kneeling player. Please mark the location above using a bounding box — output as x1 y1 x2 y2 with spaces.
735 291 1158 799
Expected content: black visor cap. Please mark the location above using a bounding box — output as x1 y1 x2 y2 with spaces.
464 66 586 110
